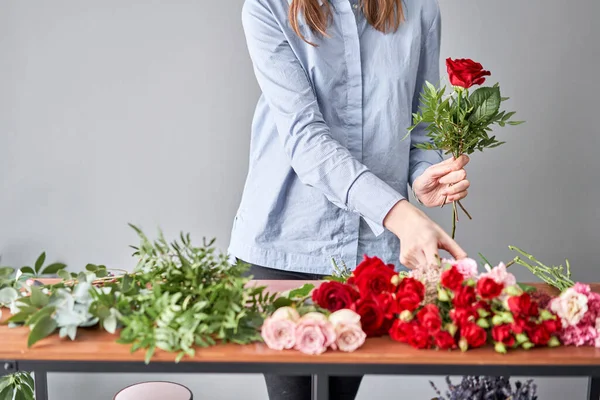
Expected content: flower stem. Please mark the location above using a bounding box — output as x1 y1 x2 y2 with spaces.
451 201 458 239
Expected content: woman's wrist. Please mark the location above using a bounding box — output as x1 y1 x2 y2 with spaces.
383 199 413 236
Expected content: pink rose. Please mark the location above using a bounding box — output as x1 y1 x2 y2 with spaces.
294 314 336 355
261 316 296 350
329 309 361 328
271 306 300 322
335 323 367 352
480 262 517 288
442 258 478 279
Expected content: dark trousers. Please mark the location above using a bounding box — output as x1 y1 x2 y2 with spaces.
246 263 363 400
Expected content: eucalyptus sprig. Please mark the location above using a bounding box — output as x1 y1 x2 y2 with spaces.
508 246 574 291
406 58 524 238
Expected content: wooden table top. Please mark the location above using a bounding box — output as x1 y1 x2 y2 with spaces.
1 281 600 366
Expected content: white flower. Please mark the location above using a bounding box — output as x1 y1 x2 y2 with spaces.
300 312 328 323
329 309 361 328
551 288 589 327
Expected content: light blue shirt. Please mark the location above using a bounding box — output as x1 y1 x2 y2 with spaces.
229 0 443 275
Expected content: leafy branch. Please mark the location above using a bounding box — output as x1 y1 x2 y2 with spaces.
407 81 524 238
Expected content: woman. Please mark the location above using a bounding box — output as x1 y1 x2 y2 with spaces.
229 0 470 398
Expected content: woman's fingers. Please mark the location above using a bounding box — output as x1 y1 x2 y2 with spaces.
437 230 467 260
424 244 440 268
438 169 467 185
447 190 468 203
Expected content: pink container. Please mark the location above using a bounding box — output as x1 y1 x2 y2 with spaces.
114 381 193 400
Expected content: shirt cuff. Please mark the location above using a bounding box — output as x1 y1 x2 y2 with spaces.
409 161 432 188
347 171 405 237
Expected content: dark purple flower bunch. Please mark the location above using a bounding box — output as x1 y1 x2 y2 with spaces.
430 376 538 400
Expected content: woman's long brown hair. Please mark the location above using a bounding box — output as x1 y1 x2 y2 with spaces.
289 0 405 45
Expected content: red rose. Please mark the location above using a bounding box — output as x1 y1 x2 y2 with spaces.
453 285 477 308
508 293 538 317
351 296 385 337
450 307 478 326
311 281 359 312
460 322 487 349
397 277 425 300
349 256 397 297
396 291 422 312
376 292 399 319
476 277 504 300
408 325 431 349
441 266 464 291
511 316 534 335
528 323 551 346
434 331 457 350
491 324 515 347
446 58 491 89
417 304 442 333
542 319 561 335
475 300 492 313
389 320 414 343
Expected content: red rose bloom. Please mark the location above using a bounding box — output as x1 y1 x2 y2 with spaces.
528 323 551 346
508 293 539 317
446 58 491 89
453 285 477 308
389 320 414 343
477 277 504 300
492 324 515 347
417 304 442 334
450 307 478 326
397 277 425 300
542 319 561 335
441 266 464 291
511 316 534 335
461 323 487 349
349 256 397 297
376 292 400 319
351 296 385 337
434 331 457 350
311 281 359 312
408 325 431 349
396 291 422 312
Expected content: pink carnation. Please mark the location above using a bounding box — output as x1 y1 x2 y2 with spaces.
551 283 600 348
261 317 296 350
479 262 517 288
294 314 336 355
443 258 478 279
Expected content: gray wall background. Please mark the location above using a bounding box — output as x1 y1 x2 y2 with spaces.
1 0 598 398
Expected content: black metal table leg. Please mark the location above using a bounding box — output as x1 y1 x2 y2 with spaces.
312 374 329 400
588 377 600 400
34 371 48 400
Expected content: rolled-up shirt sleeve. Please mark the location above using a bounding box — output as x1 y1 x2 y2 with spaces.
242 0 403 236
409 7 444 187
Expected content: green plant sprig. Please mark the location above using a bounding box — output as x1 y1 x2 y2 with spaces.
0 371 35 400
508 246 574 291
407 81 524 238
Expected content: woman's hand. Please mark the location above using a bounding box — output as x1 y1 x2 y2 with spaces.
384 200 467 269
412 155 470 207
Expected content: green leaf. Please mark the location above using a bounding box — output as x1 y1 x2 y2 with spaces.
40 263 67 275
103 314 117 334
0 287 19 305
57 270 71 281
0 267 15 277
273 297 293 308
29 286 49 308
34 252 46 274
0 384 14 400
121 274 133 293
0 376 12 393
508 120 525 125
85 264 98 272
517 283 537 293
286 284 315 299
26 306 55 327
144 346 155 364
27 314 57 347
468 87 501 124
19 267 35 275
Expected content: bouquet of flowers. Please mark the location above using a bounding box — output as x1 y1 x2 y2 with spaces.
264 255 563 354
407 58 524 238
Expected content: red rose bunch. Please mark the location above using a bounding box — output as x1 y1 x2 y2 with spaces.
389 264 561 353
